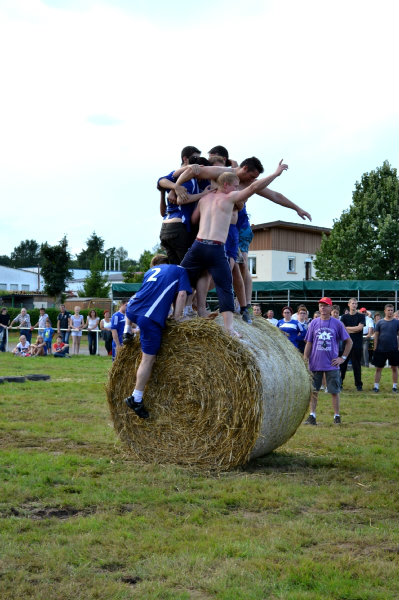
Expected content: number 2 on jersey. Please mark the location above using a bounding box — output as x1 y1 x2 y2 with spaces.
148 267 161 282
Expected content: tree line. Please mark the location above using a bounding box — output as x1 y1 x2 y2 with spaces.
0 232 160 301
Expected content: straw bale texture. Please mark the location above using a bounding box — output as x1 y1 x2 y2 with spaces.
107 315 312 471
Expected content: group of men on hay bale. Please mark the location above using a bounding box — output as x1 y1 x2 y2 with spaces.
121 145 312 420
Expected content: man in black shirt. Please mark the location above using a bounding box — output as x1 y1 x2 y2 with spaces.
0 307 10 352
57 304 71 354
340 297 365 391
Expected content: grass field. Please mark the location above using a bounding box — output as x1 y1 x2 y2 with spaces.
0 345 398 600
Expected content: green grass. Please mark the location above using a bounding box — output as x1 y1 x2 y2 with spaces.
0 351 398 600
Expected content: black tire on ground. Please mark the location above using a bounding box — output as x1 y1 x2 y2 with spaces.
25 374 51 381
4 376 26 383
0 378 4 384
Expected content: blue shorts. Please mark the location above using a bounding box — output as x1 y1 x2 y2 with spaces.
238 225 254 254
225 225 239 261
127 313 163 356
181 239 234 313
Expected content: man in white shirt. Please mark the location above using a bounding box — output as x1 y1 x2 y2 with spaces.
265 309 278 326
360 307 374 367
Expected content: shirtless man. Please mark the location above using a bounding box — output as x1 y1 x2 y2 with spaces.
180 161 288 336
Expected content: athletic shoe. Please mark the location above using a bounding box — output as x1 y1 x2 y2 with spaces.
333 415 341 424
373 387 379 393
124 396 149 419
304 414 317 425
356 386 363 392
184 306 197 317
393 388 398 393
241 309 252 324
122 332 134 345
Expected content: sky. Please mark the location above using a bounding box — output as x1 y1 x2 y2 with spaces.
0 0 397 262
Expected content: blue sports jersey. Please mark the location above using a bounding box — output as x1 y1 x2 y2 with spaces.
159 171 199 231
111 310 126 345
277 318 304 348
127 264 192 327
237 206 250 230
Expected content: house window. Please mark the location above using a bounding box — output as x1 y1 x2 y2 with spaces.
248 256 257 275
305 261 312 280
287 257 296 273
21 285 30 291
0 283 7 290
10 284 18 291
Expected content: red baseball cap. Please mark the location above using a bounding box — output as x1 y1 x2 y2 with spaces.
359 307 367 313
319 297 332 306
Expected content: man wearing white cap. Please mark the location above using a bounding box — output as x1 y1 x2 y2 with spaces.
303 297 353 425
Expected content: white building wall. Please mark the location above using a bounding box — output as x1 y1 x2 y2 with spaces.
0 266 43 291
248 250 314 281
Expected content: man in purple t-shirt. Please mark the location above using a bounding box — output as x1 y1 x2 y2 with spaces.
303 297 353 425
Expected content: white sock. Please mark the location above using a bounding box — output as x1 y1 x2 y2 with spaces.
393 383 397 389
310 412 316 418
124 324 132 334
132 389 143 403
334 413 340 417
374 383 379 389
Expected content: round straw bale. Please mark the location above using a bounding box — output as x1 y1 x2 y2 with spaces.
106 315 312 471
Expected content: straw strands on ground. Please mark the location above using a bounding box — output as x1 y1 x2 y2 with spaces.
107 315 312 471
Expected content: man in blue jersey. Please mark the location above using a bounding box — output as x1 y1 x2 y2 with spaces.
123 254 192 419
111 299 128 360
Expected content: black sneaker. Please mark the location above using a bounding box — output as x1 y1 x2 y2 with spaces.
304 414 317 425
241 309 252 324
122 332 134 345
393 387 398 394
356 386 363 392
333 415 341 424
373 387 379 393
125 396 149 419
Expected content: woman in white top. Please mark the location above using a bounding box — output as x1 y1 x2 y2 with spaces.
100 309 112 356
70 306 84 355
86 309 100 355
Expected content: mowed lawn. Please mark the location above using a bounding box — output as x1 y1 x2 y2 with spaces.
0 345 398 600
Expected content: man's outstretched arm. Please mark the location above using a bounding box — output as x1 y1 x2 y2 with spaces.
231 160 289 206
257 187 312 221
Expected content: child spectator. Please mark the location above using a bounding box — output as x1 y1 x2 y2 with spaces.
53 335 70 358
12 335 31 356
30 335 47 356
43 319 54 354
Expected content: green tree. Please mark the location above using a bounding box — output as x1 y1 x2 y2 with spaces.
40 237 72 303
123 246 162 283
314 161 399 279
10 240 41 268
76 232 105 269
0 255 12 267
79 257 110 297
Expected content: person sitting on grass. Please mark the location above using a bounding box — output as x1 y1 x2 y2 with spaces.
53 335 70 358
30 335 47 356
12 334 31 356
